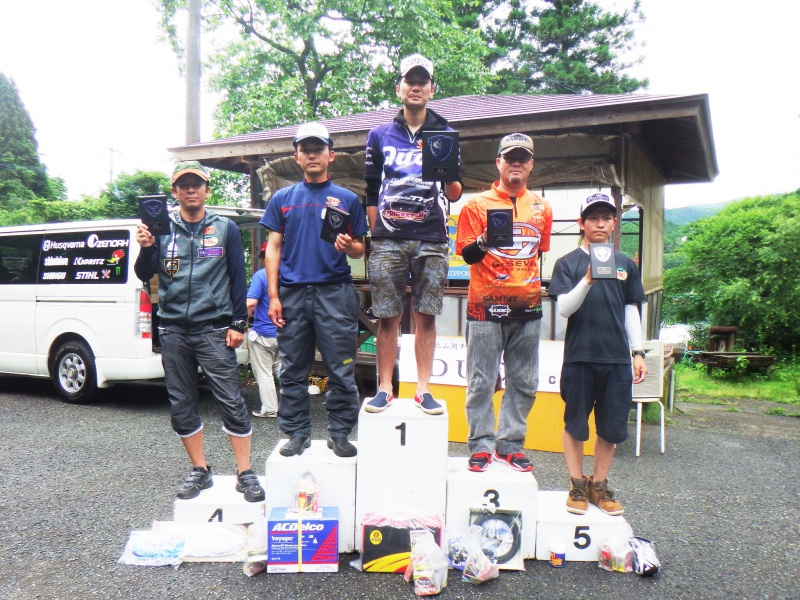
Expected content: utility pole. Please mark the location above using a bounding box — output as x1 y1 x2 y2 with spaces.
185 0 201 144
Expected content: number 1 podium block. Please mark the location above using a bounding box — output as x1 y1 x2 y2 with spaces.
355 398 448 551
265 440 357 553
535 490 632 561
445 457 539 559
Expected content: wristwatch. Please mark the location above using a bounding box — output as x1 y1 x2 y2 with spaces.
476 236 488 252
230 319 247 333
632 350 646 359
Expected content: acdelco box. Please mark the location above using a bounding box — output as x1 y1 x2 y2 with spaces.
267 507 339 573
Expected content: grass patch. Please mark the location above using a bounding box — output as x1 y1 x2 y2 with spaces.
674 362 800 406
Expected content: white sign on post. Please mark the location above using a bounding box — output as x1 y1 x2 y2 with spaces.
398 335 563 393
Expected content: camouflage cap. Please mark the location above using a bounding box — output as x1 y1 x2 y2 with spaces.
171 161 210 185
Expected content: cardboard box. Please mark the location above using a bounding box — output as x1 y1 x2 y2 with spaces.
267 507 339 573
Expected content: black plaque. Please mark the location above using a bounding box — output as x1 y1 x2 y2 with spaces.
421 130 460 182
320 205 350 244
589 243 617 279
486 208 514 248
138 194 171 234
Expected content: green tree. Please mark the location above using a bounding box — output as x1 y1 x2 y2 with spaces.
0 73 56 207
157 0 492 134
98 170 171 219
464 0 648 94
663 192 800 355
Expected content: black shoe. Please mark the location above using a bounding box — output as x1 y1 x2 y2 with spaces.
235 469 265 502
280 436 311 456
327 437 357 457
176 465 213 500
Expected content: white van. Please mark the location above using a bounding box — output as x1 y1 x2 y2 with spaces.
0 209 262 403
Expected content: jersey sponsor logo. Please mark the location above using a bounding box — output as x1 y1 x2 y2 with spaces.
326 196 342 208
487 304 512 318
382 146 423 168
488 223 542 261
202 236 219 247
616 268 628 280
164 259 180 276
204 225 216 235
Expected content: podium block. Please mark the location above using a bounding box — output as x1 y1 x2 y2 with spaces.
535 491 632 561
265 440 357 553
445 457 538 559
174 475 266 526
355 398 448 551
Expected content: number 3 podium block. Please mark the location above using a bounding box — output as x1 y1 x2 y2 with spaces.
355 398 448 551
265 440 357 553
445 457 539 559
535 491 633 561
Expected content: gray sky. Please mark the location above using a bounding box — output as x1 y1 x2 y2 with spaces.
1 0 798 208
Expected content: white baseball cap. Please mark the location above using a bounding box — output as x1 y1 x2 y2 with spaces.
293 122 333 148
399 54 434 79
580 193 617 218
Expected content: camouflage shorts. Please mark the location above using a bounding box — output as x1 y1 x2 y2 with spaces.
368 238 449 318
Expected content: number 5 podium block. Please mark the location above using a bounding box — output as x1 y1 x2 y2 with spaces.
355 398 448 551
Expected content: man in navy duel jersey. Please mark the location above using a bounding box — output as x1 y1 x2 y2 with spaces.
260 123 368 458
363 53 463 416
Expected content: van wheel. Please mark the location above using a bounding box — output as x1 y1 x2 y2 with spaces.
52 341 97 404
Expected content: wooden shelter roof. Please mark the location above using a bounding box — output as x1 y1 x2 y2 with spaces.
170 93 718 185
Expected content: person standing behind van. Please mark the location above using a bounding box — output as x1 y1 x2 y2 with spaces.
134 161 265 503
247 241 281 418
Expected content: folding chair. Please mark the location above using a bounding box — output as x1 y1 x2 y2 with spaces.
632 340 665 457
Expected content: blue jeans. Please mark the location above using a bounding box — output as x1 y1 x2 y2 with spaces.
465 319 541 454
276 283 360 437
160 329 251 437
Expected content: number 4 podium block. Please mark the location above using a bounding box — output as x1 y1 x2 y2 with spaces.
355 398 448 551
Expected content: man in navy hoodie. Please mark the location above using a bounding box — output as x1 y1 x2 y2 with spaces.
364 54 462 416
135 161 264 503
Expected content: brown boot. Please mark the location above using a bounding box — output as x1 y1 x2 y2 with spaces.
588 477 624 516
566 476 589 515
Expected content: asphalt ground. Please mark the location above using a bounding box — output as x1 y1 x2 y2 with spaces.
0 376 798 600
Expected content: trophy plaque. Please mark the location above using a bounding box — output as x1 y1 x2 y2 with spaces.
486 208 514 248
138 194 170 234
589 243 617 279
421 130 460 181
320 205 350 244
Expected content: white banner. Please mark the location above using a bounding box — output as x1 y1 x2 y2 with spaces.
399 335 563 393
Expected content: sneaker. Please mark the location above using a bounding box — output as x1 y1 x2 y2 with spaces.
365 390 393 413
566 476 589 514
467 452 492 472
493 451 533 472
588 477 624 516
252 410 277 418
235 469 265 503
414 392 444 415
176 466 213 500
